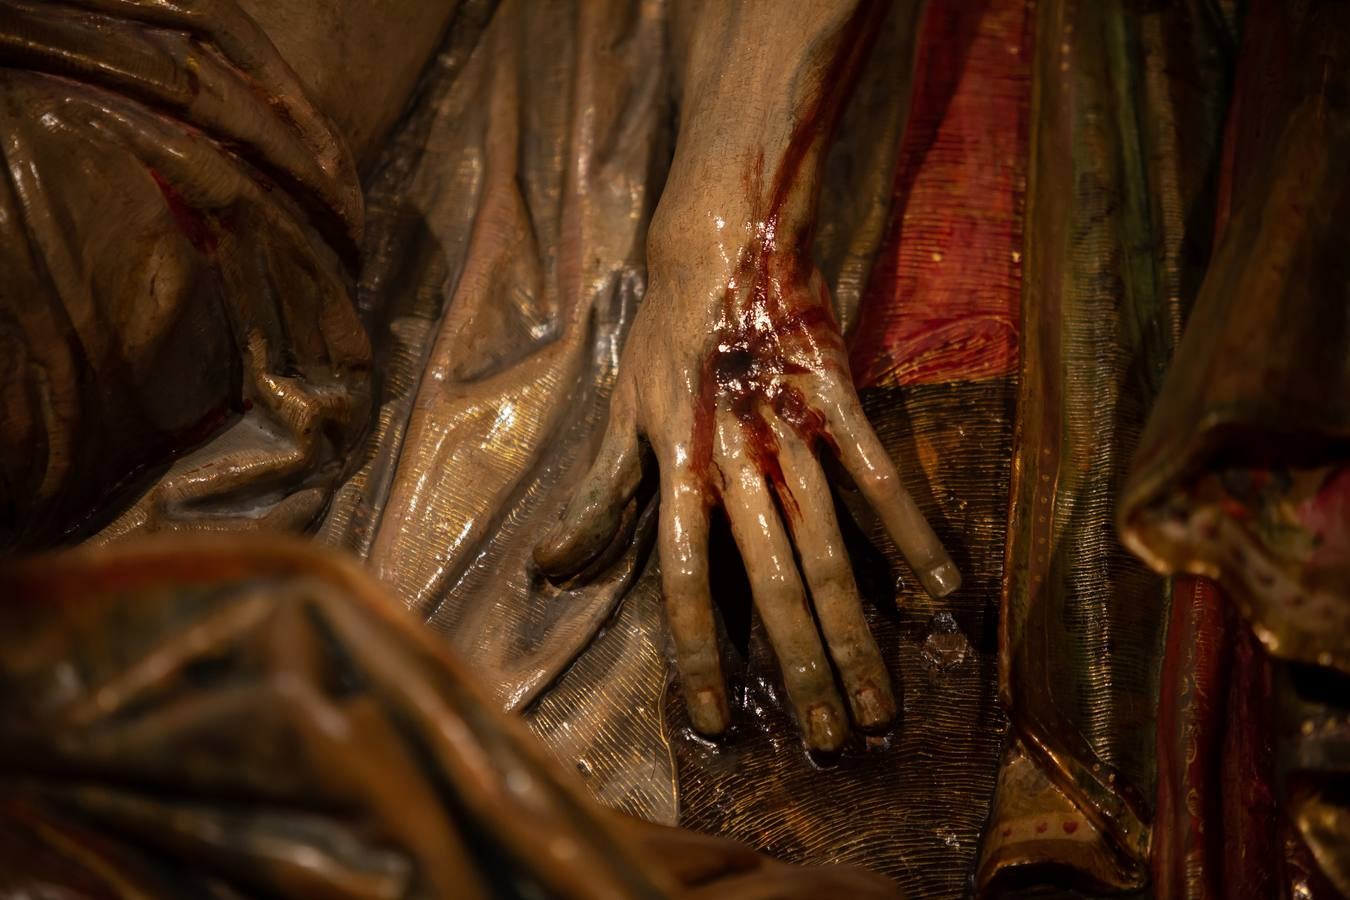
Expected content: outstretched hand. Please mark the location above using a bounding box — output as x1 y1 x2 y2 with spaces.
535 224 958 752
535 0 958 752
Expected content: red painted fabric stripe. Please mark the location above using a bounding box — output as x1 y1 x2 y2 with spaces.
849 0 1031 389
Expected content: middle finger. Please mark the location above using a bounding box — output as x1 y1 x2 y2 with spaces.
715 414 846 751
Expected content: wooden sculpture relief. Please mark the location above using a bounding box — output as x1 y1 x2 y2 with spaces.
1 0 1347 897
0 536 898 899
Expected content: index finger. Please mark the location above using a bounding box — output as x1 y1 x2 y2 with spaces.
818 389 961 599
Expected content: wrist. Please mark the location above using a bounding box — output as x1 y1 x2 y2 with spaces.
647 193 814 283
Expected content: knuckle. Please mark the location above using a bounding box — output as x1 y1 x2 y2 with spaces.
755 574 805 610
812 557 855 595
861 465 898 497
560 492 601 530
662 562 707 601
827 630 880 671
678 644 722 677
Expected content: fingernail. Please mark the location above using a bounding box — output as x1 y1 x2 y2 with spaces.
854 684 895 729
805 703 846 752
689 688 727 735
919 559 962 598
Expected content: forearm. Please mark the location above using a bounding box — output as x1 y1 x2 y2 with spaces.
652 0 885 270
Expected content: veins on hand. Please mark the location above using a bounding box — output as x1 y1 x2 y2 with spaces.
692 153 845 515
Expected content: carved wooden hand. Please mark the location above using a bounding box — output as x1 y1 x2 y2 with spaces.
536 0 959 752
